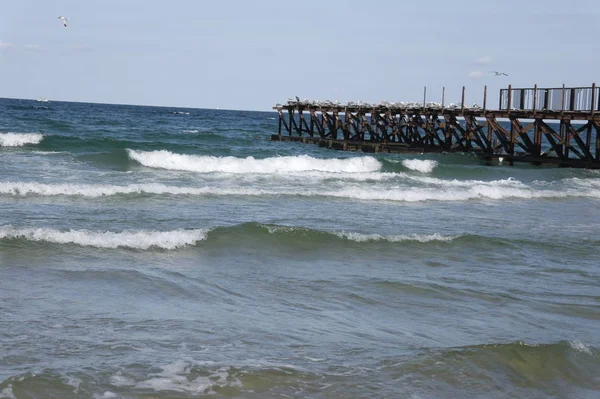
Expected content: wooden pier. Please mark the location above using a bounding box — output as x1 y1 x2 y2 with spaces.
272 85 600 168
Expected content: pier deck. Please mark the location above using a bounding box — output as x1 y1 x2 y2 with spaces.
272 85 600 168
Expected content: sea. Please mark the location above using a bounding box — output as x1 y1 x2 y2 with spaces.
0 97 598 399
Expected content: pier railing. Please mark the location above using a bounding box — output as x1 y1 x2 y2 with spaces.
499 85 599 113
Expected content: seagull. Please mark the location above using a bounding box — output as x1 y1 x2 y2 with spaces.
57 16 69 27
492 71 508 76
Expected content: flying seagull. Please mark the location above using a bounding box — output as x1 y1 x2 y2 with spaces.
58 16 69 27
492 71 508 76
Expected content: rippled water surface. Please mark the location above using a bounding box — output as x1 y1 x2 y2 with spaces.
0 98 599 398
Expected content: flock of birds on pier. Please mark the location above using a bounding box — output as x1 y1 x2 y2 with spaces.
279 97 482 111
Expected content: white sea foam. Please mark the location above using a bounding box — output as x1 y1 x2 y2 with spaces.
318 182 597 202
334 232 457 243
0 132 44 147
265 225 457 243
1 178 600 202
109 372 136 387
126 150 382 174
0 226 208 250
402 159 438 173
569 340 593 355
92 392 117 399
63 376 82 393
405 175 526 188
0 181 280 198
133 360 241 395
0 385 16 399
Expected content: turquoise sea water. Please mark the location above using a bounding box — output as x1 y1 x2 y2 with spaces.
0 98 598 398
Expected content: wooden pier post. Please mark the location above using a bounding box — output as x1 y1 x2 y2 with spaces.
288 109 294 137
278 111 282 135
423 86 427 108
507 85 512 112
483 85 487 113
461 86 465 112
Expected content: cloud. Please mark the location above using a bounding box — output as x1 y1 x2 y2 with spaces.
0 41 14 50
473 56 492 65
468 70 484 79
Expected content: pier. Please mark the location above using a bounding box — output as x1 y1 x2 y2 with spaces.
272 85 600 168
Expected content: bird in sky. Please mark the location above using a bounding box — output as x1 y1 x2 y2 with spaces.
492 71 508 76
57 16 69 27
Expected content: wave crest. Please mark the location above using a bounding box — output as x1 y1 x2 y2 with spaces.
0 132 44 147
402 159 438 173
2 178 600 202
0 226 208 250
333 231 456 243
126 150 382 174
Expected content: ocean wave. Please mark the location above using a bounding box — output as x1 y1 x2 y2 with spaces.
0 361 300 398
121 360 241 395
2 175 600 202
0 223 458 251
0 341 596 398
333 231 456 243
235 223 461 246
126 150 382 174
0 226 208 250
379 340 599 395
0 132 44 147
402 159 438 173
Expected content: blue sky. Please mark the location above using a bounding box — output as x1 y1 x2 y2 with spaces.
0 0 598 110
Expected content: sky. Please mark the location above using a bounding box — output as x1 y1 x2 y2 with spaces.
0 0 598 111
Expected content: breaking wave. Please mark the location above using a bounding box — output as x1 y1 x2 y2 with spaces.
0 226 208 250
0 223 458 251
126 150 382 174
1 176 599 202
0 340 597 398
0 132 44 147
0 179 600 202
263 224 458 243
402 159 438 173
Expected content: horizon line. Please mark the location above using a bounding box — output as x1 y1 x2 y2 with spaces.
0 96 276 113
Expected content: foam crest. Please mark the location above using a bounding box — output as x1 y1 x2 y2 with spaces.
0 181 285 198
569 340 593 355
127 150 382 174
2 178 600 202
319 183 592 202
402 159 438 173
0 132 44 147
0 385 16 399
0 226 208 250
265 225 457 243
335 232 457 243
131 360 241 395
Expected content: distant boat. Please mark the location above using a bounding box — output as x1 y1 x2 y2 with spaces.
36 98 50 103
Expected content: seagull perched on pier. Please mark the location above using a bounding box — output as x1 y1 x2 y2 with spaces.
492 71 508 76
57 16 69 27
